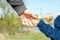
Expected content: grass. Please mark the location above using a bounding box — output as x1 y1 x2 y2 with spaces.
8 32 50 40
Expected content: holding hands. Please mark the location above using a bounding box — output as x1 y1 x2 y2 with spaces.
20 10 38 26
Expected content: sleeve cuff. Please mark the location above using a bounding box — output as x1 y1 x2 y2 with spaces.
14 4 27 15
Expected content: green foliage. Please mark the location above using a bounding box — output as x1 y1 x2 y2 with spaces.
9 32 50 40
0 13 22 34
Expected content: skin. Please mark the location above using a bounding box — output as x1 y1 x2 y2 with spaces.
20 10 38 26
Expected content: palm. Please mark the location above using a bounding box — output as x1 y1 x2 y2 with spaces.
20 13 38 26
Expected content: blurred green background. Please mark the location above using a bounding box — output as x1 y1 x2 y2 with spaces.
0 0 51 40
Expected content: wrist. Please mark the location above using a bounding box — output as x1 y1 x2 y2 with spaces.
19 10 27 16
19 9 29 16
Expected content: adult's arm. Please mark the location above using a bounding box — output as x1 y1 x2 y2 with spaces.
7 0 26 15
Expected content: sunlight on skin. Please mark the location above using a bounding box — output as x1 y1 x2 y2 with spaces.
20 10 38 26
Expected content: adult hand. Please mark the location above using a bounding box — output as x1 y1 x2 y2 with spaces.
20 10 38 26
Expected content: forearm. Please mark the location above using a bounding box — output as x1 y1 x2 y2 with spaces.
37 20 56 38
7 0 26 15
7 0 24 5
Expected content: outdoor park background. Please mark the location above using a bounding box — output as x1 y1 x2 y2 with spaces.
0 0 60 40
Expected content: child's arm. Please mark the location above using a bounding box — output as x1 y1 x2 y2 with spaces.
37 20 56 39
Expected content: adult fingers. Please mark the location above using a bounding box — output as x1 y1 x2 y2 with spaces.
31 14 37 19
27 19 34 26
21 18 33 26
31 19 39 26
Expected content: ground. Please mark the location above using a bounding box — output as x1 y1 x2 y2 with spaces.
1 32 50 40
